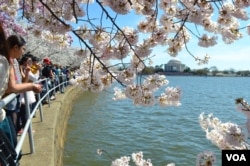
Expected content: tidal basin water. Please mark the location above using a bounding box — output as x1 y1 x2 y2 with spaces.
63 76 250 166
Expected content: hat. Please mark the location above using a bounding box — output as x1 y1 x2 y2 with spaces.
43 57 50 65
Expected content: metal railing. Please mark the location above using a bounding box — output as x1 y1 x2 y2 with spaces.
0 75 68 163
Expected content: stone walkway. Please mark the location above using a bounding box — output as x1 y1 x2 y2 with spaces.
19 86 82 166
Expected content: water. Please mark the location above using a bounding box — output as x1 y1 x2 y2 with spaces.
63 76 250 166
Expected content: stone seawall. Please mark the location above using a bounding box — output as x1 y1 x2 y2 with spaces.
20 86 82 166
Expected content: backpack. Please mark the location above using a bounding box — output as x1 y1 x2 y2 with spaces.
0 128 19 166
42 65 52 78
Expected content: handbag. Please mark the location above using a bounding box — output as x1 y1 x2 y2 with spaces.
20 91 36 105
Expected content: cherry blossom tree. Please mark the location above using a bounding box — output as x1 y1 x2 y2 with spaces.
1 0 250 165
22 31 80 66
2 0 250 106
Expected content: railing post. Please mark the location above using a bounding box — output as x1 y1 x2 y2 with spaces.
8 77 69 159
24 92 35 153
45 79 51 107
59 75 62 93
53 79 56 95
37 93 44 122
62 75 65 92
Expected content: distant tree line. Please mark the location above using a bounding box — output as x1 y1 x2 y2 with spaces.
140 66 250 76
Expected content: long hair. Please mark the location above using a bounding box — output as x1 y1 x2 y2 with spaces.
0 24 26 59
6 35 26 51
0 23 7 56
19 55 30 65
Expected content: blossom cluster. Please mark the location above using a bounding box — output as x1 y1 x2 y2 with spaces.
111 152 154 166
199 112 250 150
97 149 218 166
235 98 250 118
196 151 216 166
71 57 113 93
0 0 26 36
97 149 175 166
69 56 181 107
39 31 73 48
2 0 250 59
235 98 250 138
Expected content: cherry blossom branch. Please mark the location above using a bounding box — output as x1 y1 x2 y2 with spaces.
38 0 69 27
235 98 250 112
72 0 78 24
95 0 146 66
85 1 100 29
38 0 126 86
72 30 126 87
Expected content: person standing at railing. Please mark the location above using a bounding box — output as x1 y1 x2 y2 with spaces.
54 64 65 93
30 54 42 111
0 23 42 148
62 66 70 86
22 52 41 109
40 57 56 103
30 55 42 78
17 54 38 134
52 63 59 93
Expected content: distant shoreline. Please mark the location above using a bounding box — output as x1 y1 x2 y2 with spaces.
147 72 250 77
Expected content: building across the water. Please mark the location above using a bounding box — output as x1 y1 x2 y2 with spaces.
164 59 185 72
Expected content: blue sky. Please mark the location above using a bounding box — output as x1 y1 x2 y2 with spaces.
71 2 250 71
150 35 250 71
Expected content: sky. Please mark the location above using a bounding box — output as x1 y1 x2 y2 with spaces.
150 36 250 71
71 2 250 71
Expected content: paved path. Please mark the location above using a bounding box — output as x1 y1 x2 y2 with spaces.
19 86 81 166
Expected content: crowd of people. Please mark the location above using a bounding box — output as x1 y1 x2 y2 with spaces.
0 24 72 165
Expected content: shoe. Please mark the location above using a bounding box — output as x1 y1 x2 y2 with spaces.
17 129 35 135
18 129 24 135
50 96 56 100
42 100 49 105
